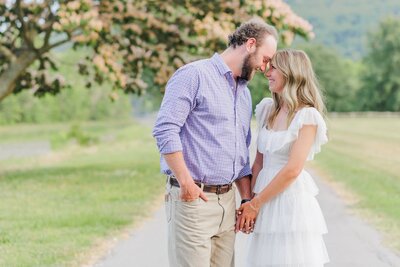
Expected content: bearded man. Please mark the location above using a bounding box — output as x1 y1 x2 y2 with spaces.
152 18 278 267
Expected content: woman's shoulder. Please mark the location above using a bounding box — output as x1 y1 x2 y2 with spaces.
258 97 274 106
255 97 274 113
297 106 325 123
254 98 274 128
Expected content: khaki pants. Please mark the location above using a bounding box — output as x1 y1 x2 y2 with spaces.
165 182 236 267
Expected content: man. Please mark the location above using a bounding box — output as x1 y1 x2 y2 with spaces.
152 18 278 267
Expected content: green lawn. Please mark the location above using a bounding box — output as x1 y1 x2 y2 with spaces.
311 115 400 250
0 120 164 267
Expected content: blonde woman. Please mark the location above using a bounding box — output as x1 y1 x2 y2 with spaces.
237 49 330 266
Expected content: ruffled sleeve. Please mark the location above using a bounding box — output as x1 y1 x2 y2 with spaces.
289 107 328 160
254 98 274 132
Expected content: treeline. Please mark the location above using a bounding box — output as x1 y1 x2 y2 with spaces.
0 86 132 125
250 17 400 112
286 0 400 59
0 50 132 125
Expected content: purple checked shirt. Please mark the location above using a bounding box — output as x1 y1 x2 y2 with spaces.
152 53 252 185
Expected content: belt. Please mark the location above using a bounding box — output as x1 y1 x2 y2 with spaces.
168 176 232 195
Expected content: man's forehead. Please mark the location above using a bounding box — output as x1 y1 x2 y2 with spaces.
259 35 277 57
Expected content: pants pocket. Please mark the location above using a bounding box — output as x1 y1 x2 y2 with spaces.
165 193 172 223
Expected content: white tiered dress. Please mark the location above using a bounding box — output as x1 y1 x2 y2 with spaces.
246 98 330 267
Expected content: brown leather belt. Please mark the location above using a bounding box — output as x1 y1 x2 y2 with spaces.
168 176 232 195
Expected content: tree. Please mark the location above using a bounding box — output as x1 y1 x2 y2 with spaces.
358 17 400 111
0 0 314 103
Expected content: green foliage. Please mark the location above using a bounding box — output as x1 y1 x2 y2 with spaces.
358 17 400 111
248 72 271 111
296 43 362 112
0 49 132 125
67 123 99 146
286 0 400 59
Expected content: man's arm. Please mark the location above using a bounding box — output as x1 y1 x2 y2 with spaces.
235 176 252 200
153 65 207 202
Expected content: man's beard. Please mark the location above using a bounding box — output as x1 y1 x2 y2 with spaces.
240 54 256 81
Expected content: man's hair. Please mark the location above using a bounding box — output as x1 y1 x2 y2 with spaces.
228 18 278 48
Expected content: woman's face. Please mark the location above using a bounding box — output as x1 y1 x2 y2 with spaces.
265 63 285 94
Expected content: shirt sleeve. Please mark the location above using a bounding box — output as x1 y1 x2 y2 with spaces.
238 137 252 178
152 64 200 154
238 93 253 179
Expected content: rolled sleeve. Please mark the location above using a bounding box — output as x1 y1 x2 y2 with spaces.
238 163 251 179
152 65 200 154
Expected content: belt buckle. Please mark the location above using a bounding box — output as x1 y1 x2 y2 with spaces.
216 185 222 195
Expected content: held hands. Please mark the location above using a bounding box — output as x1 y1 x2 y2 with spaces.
235 198 261 234
179 180 208 202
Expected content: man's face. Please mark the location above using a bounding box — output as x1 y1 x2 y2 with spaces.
240 35 277 81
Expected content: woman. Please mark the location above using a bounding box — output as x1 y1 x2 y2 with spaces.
237 49 330 266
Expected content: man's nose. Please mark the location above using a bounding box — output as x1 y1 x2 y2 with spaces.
259 63 266 73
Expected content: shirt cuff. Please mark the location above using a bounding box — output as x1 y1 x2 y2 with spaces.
238 164 252 179
158 139 183 154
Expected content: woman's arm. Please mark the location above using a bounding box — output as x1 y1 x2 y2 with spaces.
235 150 264 233
251 150 264 195
238 125 317 230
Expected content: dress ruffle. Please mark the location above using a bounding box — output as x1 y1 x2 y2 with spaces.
254 97 274 132
246 232 329 267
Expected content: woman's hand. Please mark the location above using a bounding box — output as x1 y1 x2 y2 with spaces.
235 197 261 233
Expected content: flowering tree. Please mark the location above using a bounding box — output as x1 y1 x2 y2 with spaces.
0 0 313 102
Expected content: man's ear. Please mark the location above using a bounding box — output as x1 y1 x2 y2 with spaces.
246 38 257 53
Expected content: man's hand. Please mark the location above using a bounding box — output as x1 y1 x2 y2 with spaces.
180 180 208 202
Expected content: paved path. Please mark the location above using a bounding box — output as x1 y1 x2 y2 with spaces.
0 141 51 160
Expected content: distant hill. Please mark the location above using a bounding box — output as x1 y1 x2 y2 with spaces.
286 0 400 58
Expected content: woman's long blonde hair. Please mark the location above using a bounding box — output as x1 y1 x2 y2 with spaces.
267 49 326 128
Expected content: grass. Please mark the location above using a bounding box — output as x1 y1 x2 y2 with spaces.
311 115 400 250
0 120 164 267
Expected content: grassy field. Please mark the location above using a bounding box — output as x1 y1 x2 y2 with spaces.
0 120 164 267
311 115 400 250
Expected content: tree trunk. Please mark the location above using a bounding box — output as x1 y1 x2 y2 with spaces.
0 51 37 102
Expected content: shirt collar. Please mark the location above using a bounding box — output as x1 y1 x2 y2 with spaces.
211 52 249 87
211 53 232 76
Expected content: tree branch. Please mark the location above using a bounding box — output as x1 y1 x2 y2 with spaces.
0 45 17 62
42 28 83 53
46 38 70 51
42 1 56 48
15 0 34 49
